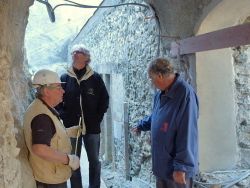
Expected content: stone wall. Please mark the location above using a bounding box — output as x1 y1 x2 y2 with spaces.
0 1 36 188
233 45 250 168
70 0 210 183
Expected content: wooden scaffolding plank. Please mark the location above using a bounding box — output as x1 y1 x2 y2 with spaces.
170 23 250 56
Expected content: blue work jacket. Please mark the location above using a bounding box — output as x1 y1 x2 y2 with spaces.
138 74 199 180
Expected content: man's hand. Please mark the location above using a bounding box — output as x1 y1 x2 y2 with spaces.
131 126 141 136
67 154 80 170
173 171 186 184
66 126 82 138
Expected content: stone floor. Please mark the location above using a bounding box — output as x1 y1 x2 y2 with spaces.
67 146 154 188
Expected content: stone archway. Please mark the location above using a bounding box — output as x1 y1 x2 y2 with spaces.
196 0 250 171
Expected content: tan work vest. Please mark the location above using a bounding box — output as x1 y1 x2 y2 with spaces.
23 99 72 184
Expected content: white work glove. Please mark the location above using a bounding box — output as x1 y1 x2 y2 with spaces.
68 154 80 170
66 126 82 138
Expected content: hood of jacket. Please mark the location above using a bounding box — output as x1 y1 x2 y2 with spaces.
67 65 94 81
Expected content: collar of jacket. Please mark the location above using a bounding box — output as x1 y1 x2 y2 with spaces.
67 65 94 81
165 73 181 99
37 98 61 119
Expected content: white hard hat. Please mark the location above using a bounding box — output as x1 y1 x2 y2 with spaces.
32 69 65 88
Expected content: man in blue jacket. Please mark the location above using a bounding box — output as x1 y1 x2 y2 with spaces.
57 44 109 188
133 57 199 188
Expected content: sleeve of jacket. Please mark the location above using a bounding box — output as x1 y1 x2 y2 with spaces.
137 115 151 131
97 76 109 122
137 92 159 131
173 89 199 174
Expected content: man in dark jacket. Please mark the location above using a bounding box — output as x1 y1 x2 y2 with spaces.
57 44 109 188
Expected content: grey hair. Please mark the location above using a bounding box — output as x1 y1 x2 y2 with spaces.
70 44 90 56
35 86 45 98
148 57 174 75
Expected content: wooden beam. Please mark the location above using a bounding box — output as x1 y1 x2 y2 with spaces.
170 23 250 56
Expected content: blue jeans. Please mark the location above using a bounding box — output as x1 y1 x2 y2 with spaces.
70 134 101 188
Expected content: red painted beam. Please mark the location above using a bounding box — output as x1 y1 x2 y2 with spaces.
170 23 250 56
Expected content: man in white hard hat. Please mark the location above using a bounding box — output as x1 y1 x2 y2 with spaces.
23 69 81 188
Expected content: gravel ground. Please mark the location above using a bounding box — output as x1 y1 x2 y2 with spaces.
101 163 154 188
68 146 154 188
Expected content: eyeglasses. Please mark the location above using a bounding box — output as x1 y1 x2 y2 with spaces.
73 51 85 55
83 59 91 64
46 85 63 90
73 51 90 57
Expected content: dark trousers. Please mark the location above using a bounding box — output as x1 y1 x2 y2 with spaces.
36 181 67 188
156 177 193 188
70 134 101 188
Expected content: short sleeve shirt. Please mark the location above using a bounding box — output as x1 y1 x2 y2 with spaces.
31 99 61 146
31 114 56 146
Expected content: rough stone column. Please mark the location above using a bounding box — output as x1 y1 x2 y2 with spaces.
0 1 36 187
103 74 113 162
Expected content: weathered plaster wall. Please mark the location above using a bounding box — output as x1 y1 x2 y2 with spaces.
196 0 250 172
70 0 211 182
0 1 36 188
